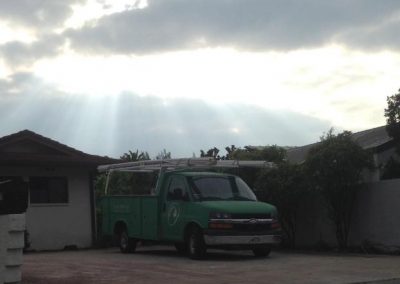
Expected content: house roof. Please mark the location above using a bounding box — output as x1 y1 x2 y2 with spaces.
0 129 119 168
286 125 393 164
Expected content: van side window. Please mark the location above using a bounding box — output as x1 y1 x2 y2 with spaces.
167 176 188 201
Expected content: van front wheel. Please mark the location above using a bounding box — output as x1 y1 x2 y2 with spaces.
252 245 271 257
187 227 206 259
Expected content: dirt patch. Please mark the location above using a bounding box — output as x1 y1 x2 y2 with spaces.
22 246 400 284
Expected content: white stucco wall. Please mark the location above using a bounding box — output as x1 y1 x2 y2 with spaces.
0 215 4 284
0 214 25 284
295 179 400 251
377 147 398 167
295 196 337 248
0 166 93 251
349 178 400 251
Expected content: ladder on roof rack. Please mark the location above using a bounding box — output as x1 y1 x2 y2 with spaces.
98 158 275 195
97 158 275 173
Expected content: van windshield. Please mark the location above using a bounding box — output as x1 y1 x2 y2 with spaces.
187 176 257 201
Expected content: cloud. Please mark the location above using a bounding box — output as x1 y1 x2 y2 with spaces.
0 71 59 96
338 15 400 51
0 0 81 68
0 79 331 158
66 0 400 54
0 0 85 31
0 34 64 68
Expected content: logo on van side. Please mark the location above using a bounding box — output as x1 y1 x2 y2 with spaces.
167 204 180 226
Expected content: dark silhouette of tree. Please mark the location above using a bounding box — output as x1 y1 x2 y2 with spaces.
224 145 237 159
385 88 400 154
256 162 308 248
96 149 153 198
230 145 286 163
200 147 220 159
304 129 372 249
156 149 171 160
382 88 400 179
120 150 150 161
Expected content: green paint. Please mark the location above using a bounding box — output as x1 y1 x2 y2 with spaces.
99 170 278 244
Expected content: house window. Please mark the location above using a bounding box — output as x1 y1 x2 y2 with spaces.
29 177 68 204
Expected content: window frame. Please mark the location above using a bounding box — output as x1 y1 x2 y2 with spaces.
166 175 190 202
29 176 69 205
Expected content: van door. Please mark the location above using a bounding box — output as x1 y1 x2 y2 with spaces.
161 175 189 241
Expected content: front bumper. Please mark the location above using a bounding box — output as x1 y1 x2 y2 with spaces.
204 234 281 246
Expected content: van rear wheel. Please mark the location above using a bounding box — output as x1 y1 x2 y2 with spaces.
119 230 137 253
174 242 187 254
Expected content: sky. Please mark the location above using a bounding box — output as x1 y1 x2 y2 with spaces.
0 0 399 158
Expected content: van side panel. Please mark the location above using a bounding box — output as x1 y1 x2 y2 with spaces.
99 196 159 240
141 196 159 240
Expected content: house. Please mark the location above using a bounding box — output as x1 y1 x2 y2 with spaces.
285 125 400 250
286 125 395 181
0 130 118 250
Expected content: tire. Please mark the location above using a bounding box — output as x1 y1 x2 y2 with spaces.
252 245 271 257
174 242 187 254
119 230 137 253
187 226 206 259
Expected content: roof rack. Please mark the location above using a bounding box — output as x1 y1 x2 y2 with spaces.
99 158 275 195
98 158 274 173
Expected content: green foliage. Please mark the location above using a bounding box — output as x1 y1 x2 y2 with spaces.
156 149 172 160
381 157 400 180
95 149 153 198
199 145 286 162
385 88 400 154
120 150 150 161
304 129 373 249
255 162 309 248
224 145 237 159
200 147 220 159
95 171 157 198
230 145 286 163
228 145 287 189
95 171 156 198
383 88 400 179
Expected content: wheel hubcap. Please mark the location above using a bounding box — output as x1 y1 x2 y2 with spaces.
189 236 196 254
121 236 127 249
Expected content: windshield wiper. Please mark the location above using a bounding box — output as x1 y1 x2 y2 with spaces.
200 197 224 201
228 196 255 201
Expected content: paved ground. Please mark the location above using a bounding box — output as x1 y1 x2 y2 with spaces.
22 246 400 284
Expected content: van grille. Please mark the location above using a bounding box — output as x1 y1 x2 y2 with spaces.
233 222 271 233
231 213 271 219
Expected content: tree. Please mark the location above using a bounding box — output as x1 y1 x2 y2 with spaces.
120 150 150 161
228 145 308 248
304 129 372 249
255 162 308 248
228 145 286 189
383 88 400 178
200 147 220 159
381 157 400 179
156 149 171 160
95 149 153 198
224 145 237 160
385 88 400 153
230 145 286 163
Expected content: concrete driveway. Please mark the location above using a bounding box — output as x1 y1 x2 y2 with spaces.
22 246 400 284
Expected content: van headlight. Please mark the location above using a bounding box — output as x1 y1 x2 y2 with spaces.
209 212 231 219
209 212 233 229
